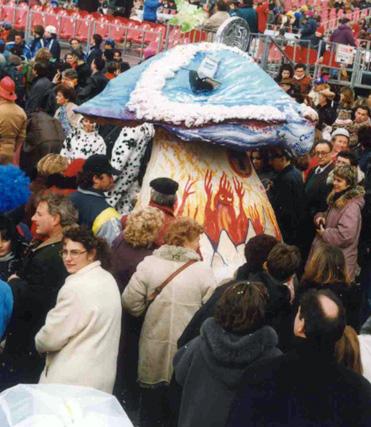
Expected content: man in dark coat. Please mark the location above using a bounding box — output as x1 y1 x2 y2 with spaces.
228 289 371 427
269 147 306 248
25 61 53 115
305 140 334 219
0 194 77 390
77 57 108 104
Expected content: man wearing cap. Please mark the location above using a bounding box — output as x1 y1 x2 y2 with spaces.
44 25 61 61
0 76 27 164
149 177 179 246
70 154 122 245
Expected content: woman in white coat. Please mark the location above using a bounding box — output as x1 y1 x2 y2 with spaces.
35 226 122 394
122 217 217 427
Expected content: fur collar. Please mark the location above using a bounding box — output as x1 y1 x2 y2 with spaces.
153 245 200 262
327 185 365 209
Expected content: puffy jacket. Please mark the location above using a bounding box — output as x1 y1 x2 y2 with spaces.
330 24 356 46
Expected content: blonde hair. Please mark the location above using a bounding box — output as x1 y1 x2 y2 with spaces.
164 217 203 247
123 207 164 248
335 326 363 375
303 244 349 285
37 154 69 176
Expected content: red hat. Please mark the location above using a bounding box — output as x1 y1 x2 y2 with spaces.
0 76 17 101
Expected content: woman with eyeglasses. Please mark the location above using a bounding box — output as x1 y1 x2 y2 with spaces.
174 281 282 427
35 226 122 393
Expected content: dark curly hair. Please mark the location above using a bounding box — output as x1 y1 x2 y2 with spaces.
214 281 268 334
244 234 279 273
63 225 111 271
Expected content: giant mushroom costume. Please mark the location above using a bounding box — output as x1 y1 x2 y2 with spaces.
76 42 314 279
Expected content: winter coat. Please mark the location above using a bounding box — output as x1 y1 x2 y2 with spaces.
29 36 45 58
330 24 356 46
270 164 306 247
76 72 108 104
20 112 64 178
0 98 27 163
317 101 337 129
227 339 371 427
230 7 258 33
35 261 122 394
111 235 154 398
70 187 122 246
300 17 317 44
44 36 61 61
86 45 102 66
178 281 233 348
309 186 365 281
122 244 217 385
292 75 312 95
25 76 53 115
111 235 153 291
174 318 282 427
250 270 292 350
0 236 67 389
305 162 334 218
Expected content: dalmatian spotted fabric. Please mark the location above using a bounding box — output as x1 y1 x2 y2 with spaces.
60 127 106 159
106 123 155 214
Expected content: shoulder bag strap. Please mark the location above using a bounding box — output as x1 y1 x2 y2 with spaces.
147 259 197 304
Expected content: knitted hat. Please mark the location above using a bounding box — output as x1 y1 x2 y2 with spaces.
331 128 350 140
333 165 357 188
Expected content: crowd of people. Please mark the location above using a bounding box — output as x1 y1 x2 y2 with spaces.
0 1 370 426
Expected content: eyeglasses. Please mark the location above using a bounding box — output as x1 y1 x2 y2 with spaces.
315 151 331 157
60 249 87 259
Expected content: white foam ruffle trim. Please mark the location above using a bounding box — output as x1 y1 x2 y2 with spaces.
127 43 286 127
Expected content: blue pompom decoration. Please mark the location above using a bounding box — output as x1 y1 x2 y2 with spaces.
0 165 31 213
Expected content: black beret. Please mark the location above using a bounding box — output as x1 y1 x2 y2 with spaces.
150 177 179 195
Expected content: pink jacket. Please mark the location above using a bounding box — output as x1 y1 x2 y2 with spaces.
310 186 365 281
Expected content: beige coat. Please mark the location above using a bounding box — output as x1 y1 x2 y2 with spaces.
0 98 27 163
122 245 217 386
35 261 122 394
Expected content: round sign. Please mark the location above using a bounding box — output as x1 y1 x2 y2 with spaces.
215 17 251 52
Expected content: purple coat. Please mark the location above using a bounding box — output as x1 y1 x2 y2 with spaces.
330 24 356 46
310 186 365 281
